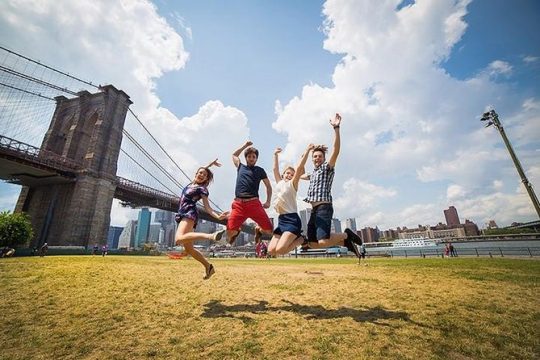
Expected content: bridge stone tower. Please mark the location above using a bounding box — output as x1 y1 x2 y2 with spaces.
15 85 132 248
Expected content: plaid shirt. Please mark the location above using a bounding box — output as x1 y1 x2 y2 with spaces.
304 162 335 203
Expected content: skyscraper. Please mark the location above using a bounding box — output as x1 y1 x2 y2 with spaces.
444 206 460 227
299 209 311 235
155 209 176 246
331 218 342 233
345 218 357 232
135 208 151 248
118 220 137 249
107 226 123 249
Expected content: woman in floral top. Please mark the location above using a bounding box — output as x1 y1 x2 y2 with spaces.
175 159 228 279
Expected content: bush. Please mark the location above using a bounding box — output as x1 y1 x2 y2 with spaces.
0 211 34 248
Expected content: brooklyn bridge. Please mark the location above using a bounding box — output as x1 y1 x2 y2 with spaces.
0 46 237 249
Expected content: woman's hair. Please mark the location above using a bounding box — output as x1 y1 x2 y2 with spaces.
244 147 259 158
195 167 214 186
282 166 295 177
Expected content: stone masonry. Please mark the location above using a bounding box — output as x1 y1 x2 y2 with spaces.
15 85 132 247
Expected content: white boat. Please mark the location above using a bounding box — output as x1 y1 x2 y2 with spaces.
392 238 437 248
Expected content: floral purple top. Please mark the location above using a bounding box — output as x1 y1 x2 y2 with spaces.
175 184 209 226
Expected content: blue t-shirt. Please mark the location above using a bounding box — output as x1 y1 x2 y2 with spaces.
235 163 267 198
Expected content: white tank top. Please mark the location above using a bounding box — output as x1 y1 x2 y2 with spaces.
273 180 298 214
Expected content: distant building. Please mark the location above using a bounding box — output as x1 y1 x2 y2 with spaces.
194 220 218 247
299 209 311 235
463 219 480 236
135 208 151 247
345 218 357 232
360 227 379 243
381 228 399 240
331 218 342 233
165 223 176 247
148 224 161 243
155 210 174 224
107 226 123 249
118 220 137 249
487 220 499 229
153 209 175 245
444 206 461 227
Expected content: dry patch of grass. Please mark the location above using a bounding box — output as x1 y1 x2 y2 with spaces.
1 256 538 359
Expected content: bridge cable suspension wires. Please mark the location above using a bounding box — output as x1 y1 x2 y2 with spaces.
0 45 225 212
126 109 225 212
0 46 99 90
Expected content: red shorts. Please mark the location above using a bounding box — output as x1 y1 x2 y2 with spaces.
227 199 273 232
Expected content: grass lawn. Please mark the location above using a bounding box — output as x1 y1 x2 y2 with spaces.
1 256 538 359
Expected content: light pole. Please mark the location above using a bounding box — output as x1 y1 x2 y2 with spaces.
481 109 540 219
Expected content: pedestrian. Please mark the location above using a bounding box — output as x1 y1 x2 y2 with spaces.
449 242 457 257
301 113 363 258
175 159 228 280
268 143 314 256
39 242 48 257
226 141 274 245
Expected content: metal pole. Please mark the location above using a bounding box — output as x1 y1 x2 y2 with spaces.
482 110 540 219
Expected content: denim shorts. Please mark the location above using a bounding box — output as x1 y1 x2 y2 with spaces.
274 213 303 237
307 203 333 242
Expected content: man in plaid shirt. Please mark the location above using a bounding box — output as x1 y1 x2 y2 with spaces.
302 113 363 257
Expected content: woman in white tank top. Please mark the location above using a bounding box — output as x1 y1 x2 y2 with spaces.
268 143 314 256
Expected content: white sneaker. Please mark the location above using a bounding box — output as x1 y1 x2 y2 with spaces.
212 229 226 242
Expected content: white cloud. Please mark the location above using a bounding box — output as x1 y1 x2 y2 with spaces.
0 0 250 222
486 60 513 77
447 184 466 200
334 178 397 219
523 55 539 64
272 0 540 227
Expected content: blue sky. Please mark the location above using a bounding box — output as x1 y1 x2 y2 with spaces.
0 0 539 229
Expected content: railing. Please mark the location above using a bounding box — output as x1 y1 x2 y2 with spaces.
115 176 179 203
0 134 82 173
367 246 540 258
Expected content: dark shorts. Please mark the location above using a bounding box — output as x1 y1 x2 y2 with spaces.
307 203 333 242
274 213 303 237
175 213 199 229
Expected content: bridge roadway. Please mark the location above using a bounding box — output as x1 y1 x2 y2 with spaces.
0 134 246 230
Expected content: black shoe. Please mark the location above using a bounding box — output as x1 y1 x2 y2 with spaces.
345 228 363 246
345 239 361 258
204 264 215 280
300 236 310 251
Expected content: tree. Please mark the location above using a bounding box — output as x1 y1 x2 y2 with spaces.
0 211 34 248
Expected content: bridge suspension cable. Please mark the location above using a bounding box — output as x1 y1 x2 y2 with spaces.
0 46 225 212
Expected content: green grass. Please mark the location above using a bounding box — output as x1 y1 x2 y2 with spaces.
1 256 538 359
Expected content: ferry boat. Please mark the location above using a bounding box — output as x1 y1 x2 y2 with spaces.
392 238 437 248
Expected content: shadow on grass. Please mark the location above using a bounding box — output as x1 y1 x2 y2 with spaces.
202 299 425 326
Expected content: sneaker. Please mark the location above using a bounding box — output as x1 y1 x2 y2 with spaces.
228 231 239 245
345 238 361 258
212 229 226 242
345 228 363 246
203 264 215 280
254 226 263 244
